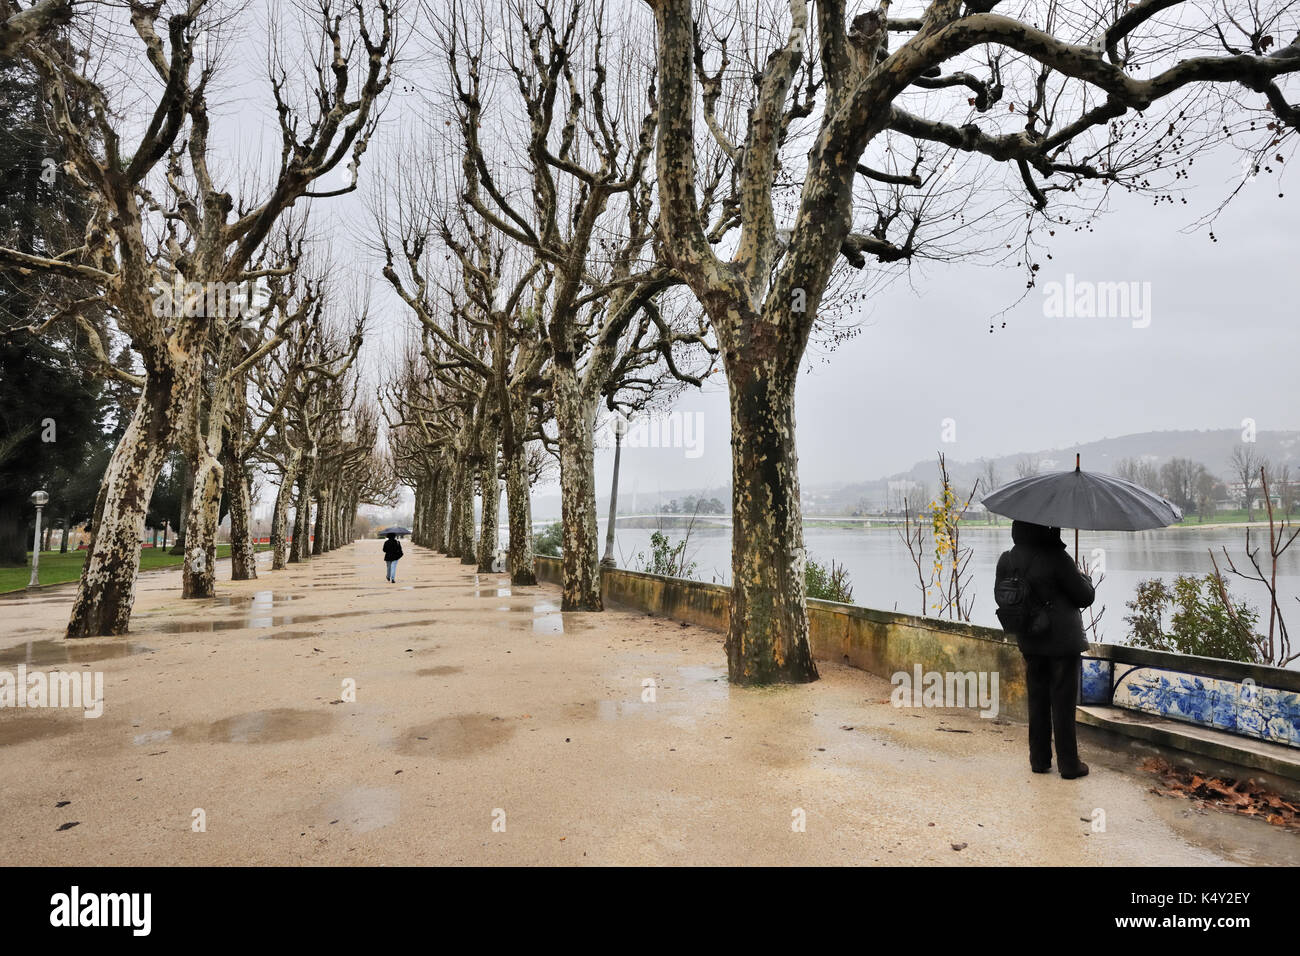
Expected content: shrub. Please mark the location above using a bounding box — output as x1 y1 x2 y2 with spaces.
806 557 854 603
1124 574 1261 663
632 530 697 579
534 521 563 557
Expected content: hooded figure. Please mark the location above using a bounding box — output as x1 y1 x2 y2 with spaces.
383 532 403 583
996 520 1096 778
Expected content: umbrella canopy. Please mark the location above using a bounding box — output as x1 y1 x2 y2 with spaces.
377 526 411 536
982 461 1182 531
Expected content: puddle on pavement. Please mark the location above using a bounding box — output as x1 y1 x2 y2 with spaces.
487 602 590 635
203 591 304 608
416 666 463 677
0 714 82 746
370 620 444 631
0 640 153 666
145 609 417 634
142 708 335 744
318 786 400 834
566 667 729 723
258 630 318 641
395 713 516 757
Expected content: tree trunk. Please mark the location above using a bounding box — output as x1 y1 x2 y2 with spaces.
225 447 257 580
552 365 601 610
271 451 301 571
724 354 818 684
458 459 476 565
501 424 536 586
169 456 193 555
477 458 499 574
59 517 69 553
290 455 315 563
67 370 182 637
311 490 325 555
447 461 465 558
430 468 448 553
182 447 222 598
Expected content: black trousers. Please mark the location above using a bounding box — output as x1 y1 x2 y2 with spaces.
1022 654 1081 770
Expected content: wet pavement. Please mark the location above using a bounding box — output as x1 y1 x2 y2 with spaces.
0 542 1296 865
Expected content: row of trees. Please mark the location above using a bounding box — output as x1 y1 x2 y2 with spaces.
1117 450 1296 520
6 0 1297 688
381 0 1297 685
2 1 399 632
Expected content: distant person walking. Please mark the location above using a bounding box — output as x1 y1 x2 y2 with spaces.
383 532 403 583
995 520 1096 779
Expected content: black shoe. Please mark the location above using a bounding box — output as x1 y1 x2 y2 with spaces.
1031 763 1052 774
1060 762 1090 779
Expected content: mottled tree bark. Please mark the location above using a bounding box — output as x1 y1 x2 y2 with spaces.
477 459 499 573
430 468 449 553
169 456 193 555
457 460 476 566
181 449 222 599
67 369 184 637
290 454 315 563
271 450 300 570
225 442 257 580
501 418 535 586
725 353 818 683
552 364 601 610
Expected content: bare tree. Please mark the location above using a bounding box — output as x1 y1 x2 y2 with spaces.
1229 444 1262 519
437 0 715 609
2 0 396 635
1212 468 1298 667
647 0 1300 682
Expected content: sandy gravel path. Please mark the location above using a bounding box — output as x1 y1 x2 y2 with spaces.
0 542 1294 865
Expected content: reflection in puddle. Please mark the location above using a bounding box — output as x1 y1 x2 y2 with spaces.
146 609 415 633
0 640 153 667
395 713 515 757
138 708 336 744
205 591 303 608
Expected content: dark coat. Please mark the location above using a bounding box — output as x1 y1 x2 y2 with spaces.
995 521 1095 655
383 538 403 561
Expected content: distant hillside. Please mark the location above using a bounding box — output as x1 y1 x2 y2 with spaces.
528 429 1300 518
813 429 1300 514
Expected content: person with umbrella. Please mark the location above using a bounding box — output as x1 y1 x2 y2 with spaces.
996 521 1096 777
383 532 403 583
985 455 1183 779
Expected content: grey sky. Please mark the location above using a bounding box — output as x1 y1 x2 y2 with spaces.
578 145 1297 499
91 1 1296 502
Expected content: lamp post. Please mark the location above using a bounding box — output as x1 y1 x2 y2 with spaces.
601 414 629 570
28 489 49 589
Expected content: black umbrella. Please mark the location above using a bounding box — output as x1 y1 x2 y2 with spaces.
982 455 1182 557
377 526 411 537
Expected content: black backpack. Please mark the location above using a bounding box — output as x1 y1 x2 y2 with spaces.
995 559 1051 640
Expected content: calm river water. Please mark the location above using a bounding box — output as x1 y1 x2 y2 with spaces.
586 521 1299 657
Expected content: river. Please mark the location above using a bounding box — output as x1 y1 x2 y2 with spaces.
577 520 1300 661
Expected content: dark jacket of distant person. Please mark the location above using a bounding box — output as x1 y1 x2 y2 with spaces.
383 536 403 561
995 521 1095 655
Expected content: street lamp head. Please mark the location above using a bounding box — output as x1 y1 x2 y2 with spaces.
612 413 630 439
30 490 49 507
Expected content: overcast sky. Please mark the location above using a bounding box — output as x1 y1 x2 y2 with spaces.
131 1 1299 501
